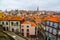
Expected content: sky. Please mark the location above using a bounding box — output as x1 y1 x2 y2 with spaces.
0 0 60 11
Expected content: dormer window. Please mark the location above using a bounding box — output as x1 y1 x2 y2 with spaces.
27 26 29 28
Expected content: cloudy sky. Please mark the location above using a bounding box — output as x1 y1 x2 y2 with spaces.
0 0 60 11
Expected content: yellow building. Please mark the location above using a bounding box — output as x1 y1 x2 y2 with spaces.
0 12 5 18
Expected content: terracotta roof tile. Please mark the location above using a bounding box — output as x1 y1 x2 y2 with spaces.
43 15 60 22
22 21 36 27
0 15 24 21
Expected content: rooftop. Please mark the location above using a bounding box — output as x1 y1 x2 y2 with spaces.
43 15 60 22
22 21 36 27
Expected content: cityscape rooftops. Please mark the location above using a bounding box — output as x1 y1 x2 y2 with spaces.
22 21 36 26
43 15 60 22
0 15 24 21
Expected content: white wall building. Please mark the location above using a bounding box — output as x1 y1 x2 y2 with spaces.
21 21 36 37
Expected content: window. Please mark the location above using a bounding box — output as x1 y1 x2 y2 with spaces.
46 26 49 31
22 33 24 36
27 33 29 37
46 21 49 25
2 22 4 24
53 23 58 28
22 29 24 32
42 25 45 30
27 29 29 32
16 22 18 25
53 29 57 35
6 22 8 25
49 33 52 37
11 22 13 25
50 22 53 26
49 27 52 33
45 32 49 37
27 26 29 28
58 30 60 35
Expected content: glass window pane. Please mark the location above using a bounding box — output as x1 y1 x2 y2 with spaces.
45 32 49 37
6 22 8 25
49 27 52 33
16 22 18 25
46 21 49 25
27 26 29 28
2 22 4 25
42 25 45 30
11 22 13 25
46 26 49 31
50 22 53 26
53 29 57 35
53 23 58 28
58 30 60 35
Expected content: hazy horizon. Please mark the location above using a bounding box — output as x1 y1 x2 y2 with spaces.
0 0 60 11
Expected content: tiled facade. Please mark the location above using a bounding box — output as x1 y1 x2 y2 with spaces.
41 15 60 40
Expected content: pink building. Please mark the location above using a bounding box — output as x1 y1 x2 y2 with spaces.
21 21 36 38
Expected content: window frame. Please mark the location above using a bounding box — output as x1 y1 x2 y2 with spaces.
16 22 18 25
53 22 58 28
50 22 53 26
6 22 8 25
2 22 4 25
52 28 57 35
11 22 13 25
27 29 29 32
46 21 50 25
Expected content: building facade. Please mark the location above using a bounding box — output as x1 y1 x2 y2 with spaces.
41 15 60 40
21 21 36 38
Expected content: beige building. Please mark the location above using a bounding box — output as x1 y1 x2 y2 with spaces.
21 21 36 38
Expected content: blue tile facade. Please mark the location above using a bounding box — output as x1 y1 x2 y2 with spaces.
42 20 60 40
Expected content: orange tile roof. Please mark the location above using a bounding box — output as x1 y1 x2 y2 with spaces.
43 15 60 22
22 21 29 24
11 16 24 20
35 16 41 23
22 21 36 27
30 22 36 26
0 15 24 21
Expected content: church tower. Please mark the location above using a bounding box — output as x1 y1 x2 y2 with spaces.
37 6 39 11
